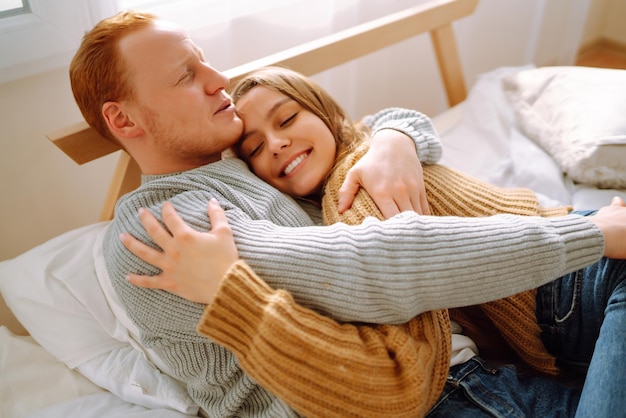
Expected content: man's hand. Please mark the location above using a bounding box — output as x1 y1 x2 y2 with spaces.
338 129 430 218
590 196 626 259
120 199 239 304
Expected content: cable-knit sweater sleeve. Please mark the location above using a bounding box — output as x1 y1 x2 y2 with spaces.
361 107 442 164
198 260 450 418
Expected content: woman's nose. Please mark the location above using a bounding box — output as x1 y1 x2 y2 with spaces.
268 136 290 155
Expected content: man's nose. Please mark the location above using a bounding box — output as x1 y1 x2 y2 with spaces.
202 64 229 95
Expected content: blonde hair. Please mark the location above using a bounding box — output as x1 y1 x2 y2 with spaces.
69 10 157 144
229 66 369 174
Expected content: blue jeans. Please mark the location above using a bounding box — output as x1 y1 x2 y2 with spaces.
427 357 580 417
429 211 626 417
537 254 626 417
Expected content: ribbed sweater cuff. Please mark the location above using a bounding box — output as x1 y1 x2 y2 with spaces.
197 260 274 351
554 214 604 273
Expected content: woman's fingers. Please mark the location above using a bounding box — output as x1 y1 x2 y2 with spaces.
161 201 192 236
138 206 172 248
120 199 238 303
119 231 163 267
207 198 231 235
126 273 169 290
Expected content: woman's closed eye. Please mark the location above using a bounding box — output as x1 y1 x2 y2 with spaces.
248 141 263 158
280 112 297 127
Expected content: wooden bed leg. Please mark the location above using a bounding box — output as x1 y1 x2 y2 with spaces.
430 23 467 107
99 151 141 221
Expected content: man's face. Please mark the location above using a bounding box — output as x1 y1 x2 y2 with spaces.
119 21 243 170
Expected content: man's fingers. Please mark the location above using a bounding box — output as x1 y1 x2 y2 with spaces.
337 172 360 213
414 194 431 216
389 191 412 214
376 198 401 219
612 196 625 206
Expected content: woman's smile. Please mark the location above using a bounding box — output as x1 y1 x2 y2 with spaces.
281 150 311 177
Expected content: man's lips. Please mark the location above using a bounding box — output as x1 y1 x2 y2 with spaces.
280 150 310 177
214 100 234 115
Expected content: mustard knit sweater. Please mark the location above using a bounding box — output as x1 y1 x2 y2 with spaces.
323 142 570 379
198 142 570 417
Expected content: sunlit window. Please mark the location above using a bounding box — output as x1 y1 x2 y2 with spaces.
121 0 171 9
117 0 300 30
0 0 358 84
0 0 29 18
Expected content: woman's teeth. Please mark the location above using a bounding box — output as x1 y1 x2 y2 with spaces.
283 153 307 176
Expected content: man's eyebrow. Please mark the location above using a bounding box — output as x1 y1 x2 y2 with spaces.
172 43 205 71
194 44 206 61
239 97 293 145
170 53 194 80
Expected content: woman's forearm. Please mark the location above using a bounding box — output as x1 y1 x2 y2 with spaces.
199 260 449 418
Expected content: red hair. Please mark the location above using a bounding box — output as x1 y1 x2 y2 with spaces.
69 11 157 143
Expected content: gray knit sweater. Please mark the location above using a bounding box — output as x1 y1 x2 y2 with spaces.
104 108 604 417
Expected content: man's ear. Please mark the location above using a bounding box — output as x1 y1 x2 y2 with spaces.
102 101 144 139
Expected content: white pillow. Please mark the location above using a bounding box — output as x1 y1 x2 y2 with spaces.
503 66 626 189
439 65 572 206
0 223 198 414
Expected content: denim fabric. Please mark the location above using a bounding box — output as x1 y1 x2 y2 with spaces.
536 255 626 416
429 210 626 417
427 357 580 417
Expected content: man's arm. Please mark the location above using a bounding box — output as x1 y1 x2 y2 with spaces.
109 161 606 325
237 212 604 324
338 108 441 216
362 107 442 165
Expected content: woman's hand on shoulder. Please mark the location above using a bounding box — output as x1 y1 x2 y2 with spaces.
119 198 239 304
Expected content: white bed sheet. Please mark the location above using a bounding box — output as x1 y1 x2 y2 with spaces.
0 327 194 418
0 326 103 417
26 393 194 418
2 65 626 417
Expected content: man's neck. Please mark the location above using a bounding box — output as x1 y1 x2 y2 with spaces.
138 153 222 176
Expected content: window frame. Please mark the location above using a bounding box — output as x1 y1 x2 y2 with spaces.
0 0 31 19
0 0 119 83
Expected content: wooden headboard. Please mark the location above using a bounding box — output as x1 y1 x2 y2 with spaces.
47 0 478 221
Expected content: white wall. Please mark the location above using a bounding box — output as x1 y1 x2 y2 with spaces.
0 0 592 261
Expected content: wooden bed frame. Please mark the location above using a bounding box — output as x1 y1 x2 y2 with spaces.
46 0 478 222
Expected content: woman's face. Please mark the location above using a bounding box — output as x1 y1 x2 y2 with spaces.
235 86 337 198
